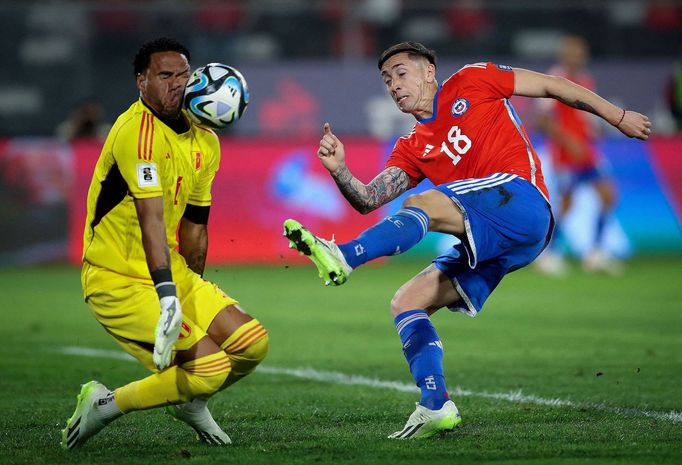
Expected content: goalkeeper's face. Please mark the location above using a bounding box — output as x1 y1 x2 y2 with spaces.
137 51 190 119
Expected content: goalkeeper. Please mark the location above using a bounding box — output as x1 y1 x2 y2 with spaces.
61 37 269 449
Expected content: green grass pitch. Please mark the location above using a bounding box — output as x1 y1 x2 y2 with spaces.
1 257 681 464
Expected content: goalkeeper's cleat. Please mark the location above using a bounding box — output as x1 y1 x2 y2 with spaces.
167 399 231 445
283 218 352 286
388 400 462 439
61 381 115 450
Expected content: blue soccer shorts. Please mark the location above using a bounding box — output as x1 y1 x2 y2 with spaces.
432 173 553 317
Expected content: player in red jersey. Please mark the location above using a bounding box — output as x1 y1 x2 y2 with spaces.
535 35 621 275
284 41 650 439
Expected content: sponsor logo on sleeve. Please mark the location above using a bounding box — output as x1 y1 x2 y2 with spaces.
451 98 469 117
136 162 159 187
497 64 512 71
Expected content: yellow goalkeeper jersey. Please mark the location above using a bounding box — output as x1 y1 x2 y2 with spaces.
82 99 220 294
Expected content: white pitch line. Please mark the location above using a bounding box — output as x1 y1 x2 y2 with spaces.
57 346 682 424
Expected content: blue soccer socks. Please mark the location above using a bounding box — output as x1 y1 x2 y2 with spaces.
339 207 430 268
394 309 449 410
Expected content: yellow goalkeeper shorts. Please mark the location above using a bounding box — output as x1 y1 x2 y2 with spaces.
82 260 238 372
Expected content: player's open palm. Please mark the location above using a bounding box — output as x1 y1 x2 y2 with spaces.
317 123 346 174
153 296 183 370
617 111 652 140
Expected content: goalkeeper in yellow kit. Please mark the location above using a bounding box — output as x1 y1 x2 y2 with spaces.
61 38 269 449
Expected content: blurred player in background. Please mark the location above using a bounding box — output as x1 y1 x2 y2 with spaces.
62 37 268 449
534 35 621 275
55 98 111 143
284 41 650 439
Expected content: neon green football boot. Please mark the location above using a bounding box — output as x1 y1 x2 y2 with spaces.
61 381 114 449
283 218 352 286
388 400 462 439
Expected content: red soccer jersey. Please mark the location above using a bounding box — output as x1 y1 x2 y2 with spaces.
387 62 549 200
542 65 598 170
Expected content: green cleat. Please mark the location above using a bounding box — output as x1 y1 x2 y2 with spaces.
283 218 352 286
388 400 462 439
61 381 113 450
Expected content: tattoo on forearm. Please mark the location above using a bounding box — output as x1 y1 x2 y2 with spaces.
332 166 410 213
555 96 598 116
570 100 598 115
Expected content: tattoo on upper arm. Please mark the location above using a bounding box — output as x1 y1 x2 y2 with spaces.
332 166 410 213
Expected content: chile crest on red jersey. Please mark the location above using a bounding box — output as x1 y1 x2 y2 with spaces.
451 98 469 117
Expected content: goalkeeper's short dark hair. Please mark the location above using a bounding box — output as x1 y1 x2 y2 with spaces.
133 37 190 77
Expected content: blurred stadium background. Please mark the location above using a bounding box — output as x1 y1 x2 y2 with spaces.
0 0 680 266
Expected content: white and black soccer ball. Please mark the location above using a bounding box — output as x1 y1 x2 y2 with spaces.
183 63 249 129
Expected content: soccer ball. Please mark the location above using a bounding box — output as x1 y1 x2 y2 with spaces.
183 63 249 129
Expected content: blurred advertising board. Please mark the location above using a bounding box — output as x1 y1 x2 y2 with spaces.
0 135 680 266
68 137 385 264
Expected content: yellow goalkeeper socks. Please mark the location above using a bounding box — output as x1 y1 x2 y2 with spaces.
114 351 231 413
220 319 269 388
114 320 269 412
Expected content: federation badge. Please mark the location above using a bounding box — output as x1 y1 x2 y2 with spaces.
451 98 469 117
136 162 159 187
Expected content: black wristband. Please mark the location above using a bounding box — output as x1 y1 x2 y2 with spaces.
150 268 176 298
155 281 177 299
150 268 173 285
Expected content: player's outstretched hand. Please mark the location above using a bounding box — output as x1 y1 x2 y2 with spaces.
153 295 183 370
317 123 346 174
616 110 652 140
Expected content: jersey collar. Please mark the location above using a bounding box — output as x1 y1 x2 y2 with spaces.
139 98 190 135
